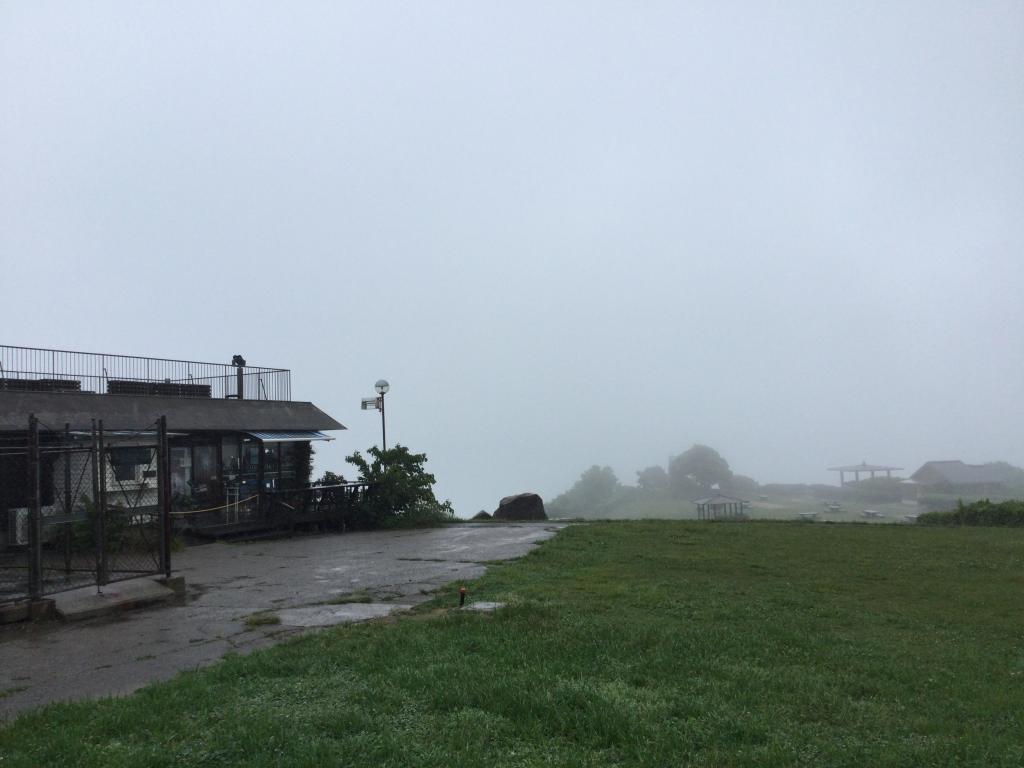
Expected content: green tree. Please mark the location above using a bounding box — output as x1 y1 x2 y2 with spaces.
636 465 669 495
345 445 453 528
549 465 622 516
670 445 732 496
316 470 346 486
576 465 621 509
723 473 759 497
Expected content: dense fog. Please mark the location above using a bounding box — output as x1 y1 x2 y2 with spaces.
3 3 1021 516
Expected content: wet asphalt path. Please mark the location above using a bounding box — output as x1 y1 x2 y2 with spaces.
0 522 565 721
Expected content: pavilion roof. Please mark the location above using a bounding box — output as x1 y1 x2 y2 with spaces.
827 462 903 473
693 494 749 506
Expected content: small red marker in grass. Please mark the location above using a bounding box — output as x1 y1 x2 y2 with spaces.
459 586 467 607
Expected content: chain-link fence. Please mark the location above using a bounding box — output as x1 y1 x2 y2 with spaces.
0 429 32 602
37 427 100 595
0 416 171 603
98 428 166 584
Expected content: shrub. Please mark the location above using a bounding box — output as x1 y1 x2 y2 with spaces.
67 495 131 552
917 499 1024 527
345 445 454 529
918 493 962 512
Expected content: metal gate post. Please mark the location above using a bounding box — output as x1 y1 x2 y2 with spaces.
89 420 100 591
96 420 108 587
157 415 172 578
63 422 72 575
27 414 42 600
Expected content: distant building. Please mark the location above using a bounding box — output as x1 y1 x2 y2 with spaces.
693 494 749 521
909 461 1019 495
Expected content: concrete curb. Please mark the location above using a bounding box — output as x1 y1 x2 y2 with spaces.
53 577 184 622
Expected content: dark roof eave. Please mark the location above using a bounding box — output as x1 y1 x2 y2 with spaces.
0 391 346 433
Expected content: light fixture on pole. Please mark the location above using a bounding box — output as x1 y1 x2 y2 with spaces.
361 379 390 451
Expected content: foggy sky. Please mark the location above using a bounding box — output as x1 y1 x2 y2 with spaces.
2 2 1022 515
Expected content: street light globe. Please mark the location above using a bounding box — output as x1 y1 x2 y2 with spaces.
374 379 390 395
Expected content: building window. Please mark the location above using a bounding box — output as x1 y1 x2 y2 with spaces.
280 442 296 475
109 447 153 483
170 447 192 497
242 440 260 475
263 443 280 476
193 445 218 499
222 437 240 478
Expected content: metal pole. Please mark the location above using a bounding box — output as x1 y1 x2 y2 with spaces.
96 420 108 588
89 420 100 591
257 439 266 523
27 414 42 601
380 393 386 453
63 422 72 575
157 415 172 578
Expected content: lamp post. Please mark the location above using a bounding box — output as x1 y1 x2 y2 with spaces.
374 379 389 451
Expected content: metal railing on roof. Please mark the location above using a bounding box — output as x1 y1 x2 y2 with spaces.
0 345 292 401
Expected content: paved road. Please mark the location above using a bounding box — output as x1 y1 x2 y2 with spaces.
0 522 565 721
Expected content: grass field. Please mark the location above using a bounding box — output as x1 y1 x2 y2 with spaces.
3 521 1024 766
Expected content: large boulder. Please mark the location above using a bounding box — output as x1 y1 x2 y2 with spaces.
493 493 547 521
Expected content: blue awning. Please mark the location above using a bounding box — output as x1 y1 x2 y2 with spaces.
247 430 334 443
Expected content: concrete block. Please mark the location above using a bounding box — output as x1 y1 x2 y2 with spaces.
156 575 187 597
28 599 56 621
0 601 30 624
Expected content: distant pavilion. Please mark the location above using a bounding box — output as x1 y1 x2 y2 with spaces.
827 462 903 487
693 494 749 521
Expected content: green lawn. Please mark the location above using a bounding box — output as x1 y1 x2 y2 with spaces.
3 521 1024 766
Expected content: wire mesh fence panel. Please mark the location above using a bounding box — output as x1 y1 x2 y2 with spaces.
38 442 99 595
0 432 31 602
0 417 170 603
100 434 164 583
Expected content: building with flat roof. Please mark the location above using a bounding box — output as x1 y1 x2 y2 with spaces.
0 345 349 540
